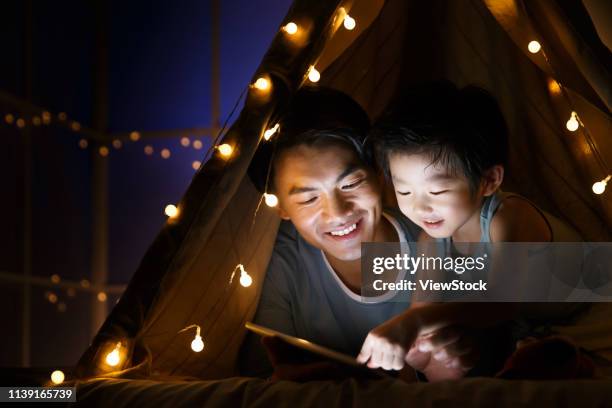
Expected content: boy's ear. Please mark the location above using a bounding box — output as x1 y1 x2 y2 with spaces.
482 165 504 196
277 206 291 220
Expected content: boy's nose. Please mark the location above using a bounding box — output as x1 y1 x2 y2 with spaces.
413 198 433 215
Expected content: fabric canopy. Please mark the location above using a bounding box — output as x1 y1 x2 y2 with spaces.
75 0 611 381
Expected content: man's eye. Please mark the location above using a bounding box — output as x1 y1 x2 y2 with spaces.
397 191 411 196
430 190 449 195
342 179 364 190
298 197 317 205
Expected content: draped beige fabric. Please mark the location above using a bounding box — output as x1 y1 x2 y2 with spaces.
75 0 611 381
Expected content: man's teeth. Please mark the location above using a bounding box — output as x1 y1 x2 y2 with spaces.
330 223 357 236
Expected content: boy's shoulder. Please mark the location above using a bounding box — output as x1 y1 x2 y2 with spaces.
489 194 552 242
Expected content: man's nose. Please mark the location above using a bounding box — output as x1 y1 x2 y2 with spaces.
322 193 353 223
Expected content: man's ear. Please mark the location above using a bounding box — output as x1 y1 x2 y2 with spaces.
277 206 291 220
481 165 504 196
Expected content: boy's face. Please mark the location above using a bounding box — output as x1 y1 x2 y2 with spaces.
388 152 482 239
274 142 383 262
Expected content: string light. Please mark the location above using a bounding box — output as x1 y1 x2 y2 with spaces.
78 139 88 149
238 264 253 287
99 146 109 157
308 66 320 83
47 292 58 304
566 111 580 132
180 137 190 147
217 143 233 158
165 204 179 218
32 116 41 126
50 370 65 385
592 175 611 195
105 342 122 367
144 145 154 155
263 123 279 141
253 77 271 91
178 324 205 352
547 79 561 95
264 193 278 207
16 118 25 128
192 160 201 170
97 292 107 302
112 139 122 149
161 148 171 159
283 22 298 35
42 111 51 124
129 131 141 142
528 40 541 53
193 140 203 150
4 113 14 124
71 122 81 132
58 112 67 121
50 274 60 284
343 15 356 30
80 279 90 288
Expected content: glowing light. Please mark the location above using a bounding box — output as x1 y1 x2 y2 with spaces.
16 118 25 128
112 139 122 149
50 370 65 385
71 122 81 132
217 143 233 157
129 131 141 141
47 292 58 304
308 66 320 83
253 77 271 91
50 274 60 284
99 146 109 157
78 139 88 149
192 160 201 170
263 123 280 141
97 292 107 302
566 111 580 132
32 116 41 126
144 145 154 155
4 113 14 124
191 328 205 353
592 176 611 195
239 264 253 287
42 111 51 124
180 137 190 147
264 193 278 207
283 22 298 35
193 140 203 150
80 279 90 288
547 79 561 95
528 40 541 53
165 204 179 218
58 112 67 121
105 343 122 367
343 15 356 30
161 148 171 159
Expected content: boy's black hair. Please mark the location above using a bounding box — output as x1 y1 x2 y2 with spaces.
371 81 508 192
248 86 371 193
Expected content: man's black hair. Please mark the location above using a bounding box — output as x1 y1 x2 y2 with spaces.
248 86 371 193
371 81 508 191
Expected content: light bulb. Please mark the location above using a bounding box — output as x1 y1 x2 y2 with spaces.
253 77 271 91
78 139 88 149
144 145 154 155
239 265 253 287
263 123 279 141
218 143 233 157
191 334 204 352
343 15 356 30
592 176 610 195
5 113 14 124
308 66 320 83
165 204 179 218
71 122 81 131
283 22 298 35
193 140 203 150
99 146 109 157
105 343 121 367
566 111 579 132
528 40 541 53
129 131 141 141
180 137 190 147
97 292 107 302
161 148 171 159
50 370 65 385
192 160 201 170
264 193 278 207
112 139 122 149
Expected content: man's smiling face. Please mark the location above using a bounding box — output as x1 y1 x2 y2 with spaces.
274 141 383 262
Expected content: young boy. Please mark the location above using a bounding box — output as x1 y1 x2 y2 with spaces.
357 81 584 376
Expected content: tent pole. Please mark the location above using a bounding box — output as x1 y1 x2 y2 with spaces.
90 0 110 339
211 0 220 129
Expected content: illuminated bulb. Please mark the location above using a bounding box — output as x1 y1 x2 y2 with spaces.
78 139 88 149
193 140 203 150
592 175 611 195
547 79 561 95
161 148 171 159
16 118 25 128
4 113 14 124
144 145 154 155
42 111 51 124
528 40 541 53
58 112 67 121
47 292 58 304
343 15 356 30
97 292 107 302
112 139 122 149
192 160 201 170
217 143 233 157
264 193 278 207
283 22 298 35
105 343 122 367
191 327 205 352
71 122 81 131
263 123 279 141
129 131 141 141
308 66 320 83
239 264 253 287
165 204 179 218
253 77 270 91
99 146 109 157
180 137 190 147
566 111 579 132
80 279 90 288
50 370 65 385
51 274 60 284
32 116 41 126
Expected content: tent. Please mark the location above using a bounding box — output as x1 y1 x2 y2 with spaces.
74 0 611 394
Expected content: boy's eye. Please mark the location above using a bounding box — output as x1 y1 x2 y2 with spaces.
430 190 449 195
342 179 364 190
397 191 411 196
298 196 317 205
